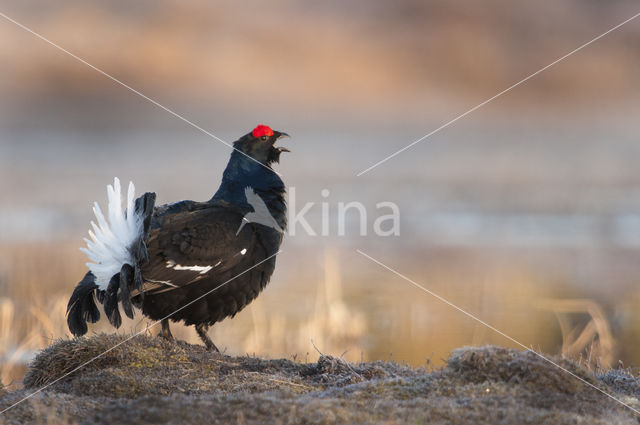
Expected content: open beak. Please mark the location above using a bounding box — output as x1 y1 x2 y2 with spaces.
274 131 291 152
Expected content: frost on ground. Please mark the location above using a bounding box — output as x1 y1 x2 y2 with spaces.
1 334 639 424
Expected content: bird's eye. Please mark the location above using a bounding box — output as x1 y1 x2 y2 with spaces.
261 136 267 141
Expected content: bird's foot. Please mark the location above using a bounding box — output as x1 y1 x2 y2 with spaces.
159 318 174 341
195 323 220 352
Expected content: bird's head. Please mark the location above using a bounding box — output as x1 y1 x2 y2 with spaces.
234 125 290 166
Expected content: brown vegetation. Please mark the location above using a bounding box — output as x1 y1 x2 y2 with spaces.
1 242 634 390
0 335 638 424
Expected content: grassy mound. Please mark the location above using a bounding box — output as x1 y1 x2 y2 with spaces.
1 335 639 424
445 346 598 394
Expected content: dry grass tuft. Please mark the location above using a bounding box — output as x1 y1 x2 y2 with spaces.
24 334 131 388
23 333 316 398
536 298 614 369
446 346 597 394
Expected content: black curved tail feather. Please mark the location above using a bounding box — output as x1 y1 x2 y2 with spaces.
118 263 135 319
135 192 156 239
104 274 122 328
66 272 100 337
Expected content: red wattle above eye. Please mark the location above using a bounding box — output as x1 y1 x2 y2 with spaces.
252 124 274 138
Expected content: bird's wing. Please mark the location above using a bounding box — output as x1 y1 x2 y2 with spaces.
151 199 209 228
140 205 256 294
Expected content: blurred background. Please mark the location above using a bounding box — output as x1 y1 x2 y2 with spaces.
1 0 640 387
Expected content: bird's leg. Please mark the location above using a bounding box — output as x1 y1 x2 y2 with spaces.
195 323 219 352
160 318 174 341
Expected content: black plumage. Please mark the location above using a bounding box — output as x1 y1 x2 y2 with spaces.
67 125 290 350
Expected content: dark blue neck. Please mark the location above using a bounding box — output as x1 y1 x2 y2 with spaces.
211 151 287 228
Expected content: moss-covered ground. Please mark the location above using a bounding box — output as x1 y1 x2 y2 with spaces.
1 334 639 424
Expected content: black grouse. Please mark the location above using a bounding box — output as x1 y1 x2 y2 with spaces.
67 125 290 351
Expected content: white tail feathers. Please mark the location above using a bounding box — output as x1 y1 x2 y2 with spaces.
80 178 143 290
